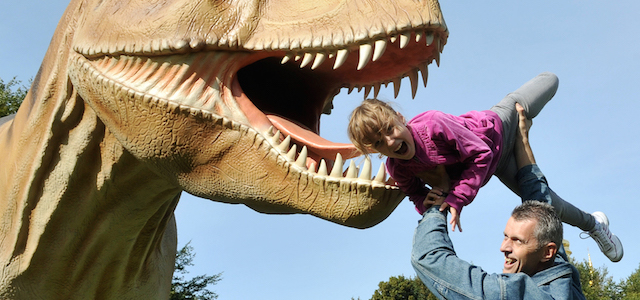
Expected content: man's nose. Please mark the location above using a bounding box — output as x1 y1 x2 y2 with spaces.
500 240 510 252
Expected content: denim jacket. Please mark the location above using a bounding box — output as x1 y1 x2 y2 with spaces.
411 206 585 300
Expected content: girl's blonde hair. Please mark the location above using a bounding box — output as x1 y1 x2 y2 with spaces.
348 98 403 155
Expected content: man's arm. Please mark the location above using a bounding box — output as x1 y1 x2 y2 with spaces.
515 102 535 169
411 206 559 299
513 103 553 203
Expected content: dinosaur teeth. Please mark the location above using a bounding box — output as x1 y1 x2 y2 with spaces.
307 160 317 173
358 156 372 180
271 130 282 145
408 68 419 99
286 144 298 160
393 77 402 98
373 163 387 182
372 40 387 62
373 83 381 99
418 63 429 88
277 30 442 99
333 49 349 69
281 54 293 64
295 146 308 169
318 159 328 176
264 129 390 183
363 86 372 98
399 32 410 49
357 43 373 70
354 65 429 100
346 160 358 178
299 52 314 68
311 53 327 70
425 33 434 46
329 153 344 178
278 135 291 152
415 31 423 43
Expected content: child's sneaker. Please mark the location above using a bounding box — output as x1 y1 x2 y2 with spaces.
587 211 623 262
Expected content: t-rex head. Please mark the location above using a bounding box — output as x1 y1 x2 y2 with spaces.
62 0 448 228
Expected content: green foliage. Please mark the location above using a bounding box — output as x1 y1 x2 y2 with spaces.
0 77 28 117
171 242 222 300
368 275 436 300
622 264 640 300
569 256 621 300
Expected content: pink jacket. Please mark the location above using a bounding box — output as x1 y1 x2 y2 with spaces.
386 110 503 215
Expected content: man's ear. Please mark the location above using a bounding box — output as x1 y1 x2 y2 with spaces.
396 112 406 124
540 242 558 263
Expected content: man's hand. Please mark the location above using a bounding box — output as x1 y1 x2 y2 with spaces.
423 187 447 206
423 188 462 232
515 103 536 169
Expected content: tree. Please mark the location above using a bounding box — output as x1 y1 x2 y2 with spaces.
569 255 622 300
171 242 222 300
367 275 436 300
621 264 640 300
0 77 28 117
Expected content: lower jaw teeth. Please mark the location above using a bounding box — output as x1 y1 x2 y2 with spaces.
265 128 389 182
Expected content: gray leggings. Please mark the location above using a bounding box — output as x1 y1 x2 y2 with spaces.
490 72 595 231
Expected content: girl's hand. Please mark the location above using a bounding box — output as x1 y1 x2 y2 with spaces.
423 187 461 231
443 204 462 232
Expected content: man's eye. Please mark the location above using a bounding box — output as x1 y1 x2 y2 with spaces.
373 141 381 147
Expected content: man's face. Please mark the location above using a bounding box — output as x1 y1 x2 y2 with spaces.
500 217 547 276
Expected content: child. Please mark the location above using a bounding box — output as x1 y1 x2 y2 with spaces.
347 72 623 262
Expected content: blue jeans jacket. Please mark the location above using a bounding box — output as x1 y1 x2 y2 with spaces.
411 165 585 299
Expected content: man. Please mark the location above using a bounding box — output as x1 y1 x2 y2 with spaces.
410 104 590 299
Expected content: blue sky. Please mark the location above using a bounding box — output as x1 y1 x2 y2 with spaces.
2 1 639 299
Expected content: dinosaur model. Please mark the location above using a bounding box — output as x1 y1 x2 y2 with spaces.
0 0 448 298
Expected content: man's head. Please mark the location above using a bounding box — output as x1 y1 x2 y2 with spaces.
500 201 562 276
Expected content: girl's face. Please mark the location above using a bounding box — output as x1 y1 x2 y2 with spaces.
370 118 416 160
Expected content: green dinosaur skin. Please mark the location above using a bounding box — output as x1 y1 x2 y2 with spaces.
0 0 447 298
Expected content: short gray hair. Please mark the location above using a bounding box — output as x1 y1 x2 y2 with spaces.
511 201 563 249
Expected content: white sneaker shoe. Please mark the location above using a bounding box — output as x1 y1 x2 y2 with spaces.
588 211 623 262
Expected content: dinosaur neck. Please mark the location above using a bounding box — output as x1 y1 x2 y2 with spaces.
0 92 180 298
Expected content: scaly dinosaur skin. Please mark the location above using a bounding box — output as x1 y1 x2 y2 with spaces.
0 0 447 298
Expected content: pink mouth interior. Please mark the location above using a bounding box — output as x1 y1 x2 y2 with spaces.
232 76 360 169
395 142 408 156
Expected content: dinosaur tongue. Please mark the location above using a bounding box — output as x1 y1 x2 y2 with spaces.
231 76 360 163
266 114 360 161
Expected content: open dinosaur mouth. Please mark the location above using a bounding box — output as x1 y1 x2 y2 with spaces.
78 28 443 180
235 30 443 171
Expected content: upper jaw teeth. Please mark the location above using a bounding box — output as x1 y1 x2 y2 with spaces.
394 143 402 153
265 127 392 184
505 257 516 264
278 30 441 100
